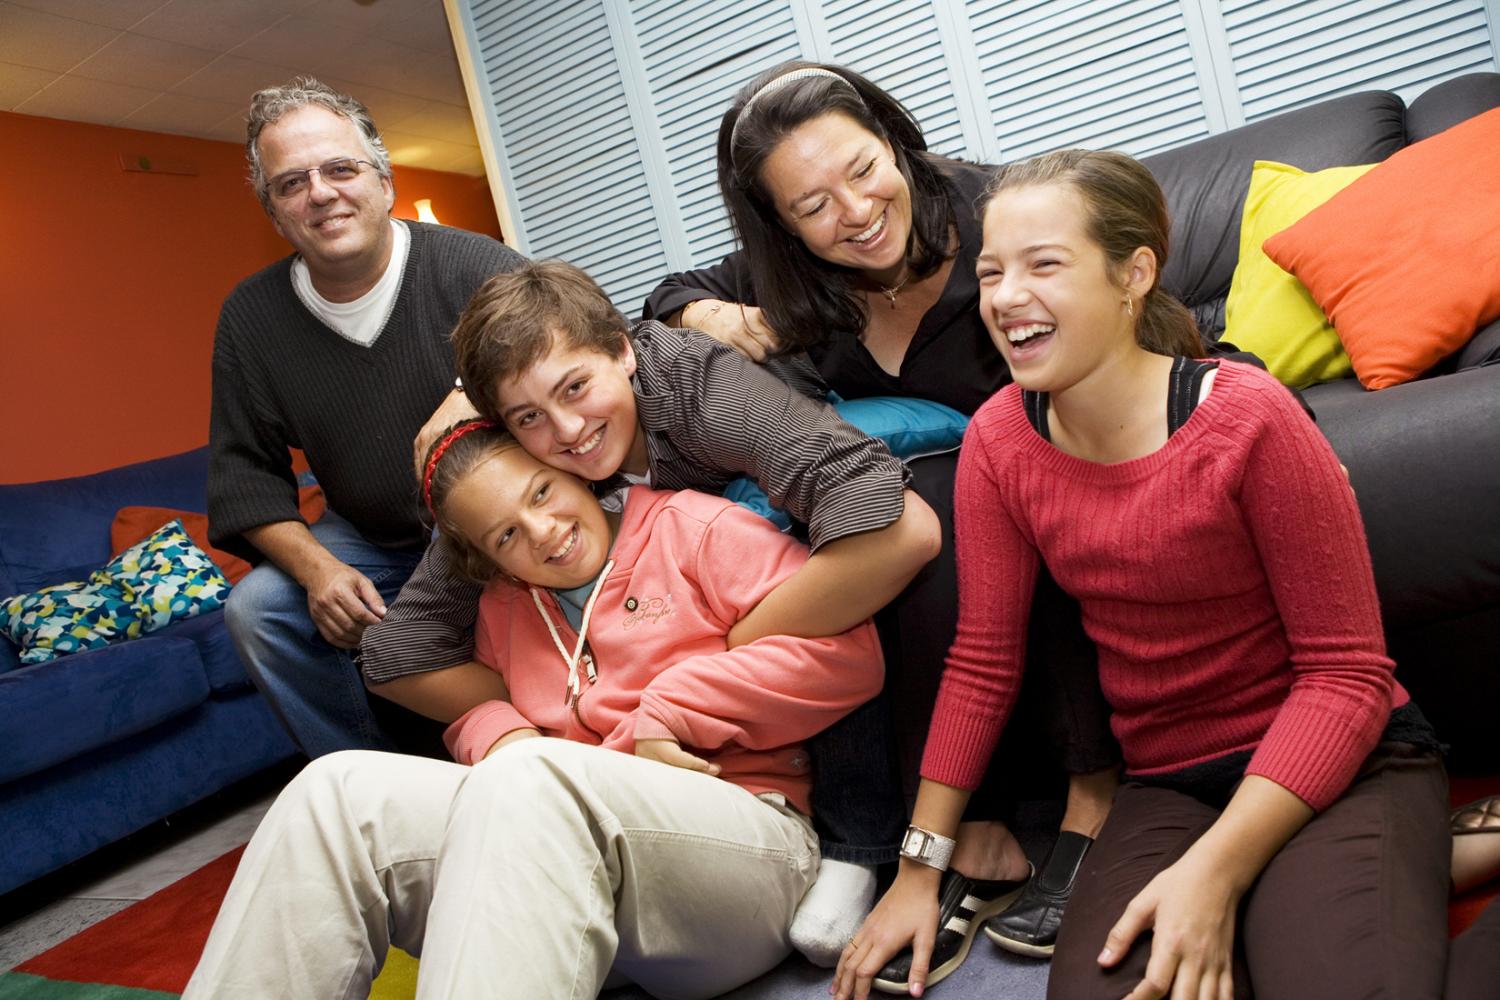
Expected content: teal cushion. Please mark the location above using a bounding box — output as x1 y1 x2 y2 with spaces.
105 519 232 633
831 396 969 460
724 395 969 527
0 579 147 665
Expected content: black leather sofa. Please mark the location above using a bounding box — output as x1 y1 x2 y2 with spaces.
1143 73 1500 769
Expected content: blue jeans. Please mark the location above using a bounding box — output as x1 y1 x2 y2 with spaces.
224 510 426 759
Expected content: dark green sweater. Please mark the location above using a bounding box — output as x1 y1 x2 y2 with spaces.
207 222 523 561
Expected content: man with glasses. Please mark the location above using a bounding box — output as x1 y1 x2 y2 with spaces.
207 77 522 758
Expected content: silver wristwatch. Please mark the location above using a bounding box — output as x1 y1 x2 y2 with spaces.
899 824 955 871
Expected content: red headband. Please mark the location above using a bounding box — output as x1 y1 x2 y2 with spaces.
423 419 497 518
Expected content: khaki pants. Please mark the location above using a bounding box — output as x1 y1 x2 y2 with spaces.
184 739 819 1000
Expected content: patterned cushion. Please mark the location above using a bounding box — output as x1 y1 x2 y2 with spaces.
0 579 146 665
0 519 234 666
104 519 232 633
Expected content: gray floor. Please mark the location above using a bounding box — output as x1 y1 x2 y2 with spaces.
0 768 287 973
0 768 1052 999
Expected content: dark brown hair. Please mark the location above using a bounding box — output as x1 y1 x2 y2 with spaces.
718 61 957 352
984 149 1202 358
453 259 632 420
419 420 526 585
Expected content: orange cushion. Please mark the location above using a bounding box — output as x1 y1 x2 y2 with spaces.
1262 107 1500 389
111 485 326 586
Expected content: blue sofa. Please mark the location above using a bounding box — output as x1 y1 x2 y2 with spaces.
0 447 297 896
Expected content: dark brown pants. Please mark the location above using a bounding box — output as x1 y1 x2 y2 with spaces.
1049 745 1451 1000
1448 896 1500 1000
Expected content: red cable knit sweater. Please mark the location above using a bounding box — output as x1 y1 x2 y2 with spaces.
922 361 1404 811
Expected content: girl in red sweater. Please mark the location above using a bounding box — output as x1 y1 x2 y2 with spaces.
835 150 1452 1000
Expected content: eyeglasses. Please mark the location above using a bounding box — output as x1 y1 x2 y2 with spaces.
265 157 378 201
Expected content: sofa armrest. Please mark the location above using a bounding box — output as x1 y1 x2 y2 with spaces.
1406 72 1500 142
1302 366 1500 628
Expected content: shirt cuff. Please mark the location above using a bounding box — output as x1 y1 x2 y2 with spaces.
444 700 536 764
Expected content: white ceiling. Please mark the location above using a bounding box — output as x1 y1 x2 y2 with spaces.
0 0 486 175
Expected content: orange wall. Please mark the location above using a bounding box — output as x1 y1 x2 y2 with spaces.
0 111 502 485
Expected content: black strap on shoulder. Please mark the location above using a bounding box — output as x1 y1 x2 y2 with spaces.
1167 356 1220 436
1022 389 1050 441
1026 355 1219 444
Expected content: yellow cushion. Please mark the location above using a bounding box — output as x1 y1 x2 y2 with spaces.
1222 160 1375 389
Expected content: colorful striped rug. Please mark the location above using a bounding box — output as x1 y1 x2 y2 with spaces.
0 847 415 999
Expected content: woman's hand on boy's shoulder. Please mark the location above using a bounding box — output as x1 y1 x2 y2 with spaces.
681 299 783 362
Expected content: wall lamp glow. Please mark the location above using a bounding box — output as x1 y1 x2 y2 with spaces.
414 198 440 224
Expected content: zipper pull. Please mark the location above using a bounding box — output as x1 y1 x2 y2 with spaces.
582 650 597 684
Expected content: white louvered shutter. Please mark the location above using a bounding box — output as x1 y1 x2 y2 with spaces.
635 0 804 271
966 0 1216 160
462 0 670 312
1221 0 1500 121
820 0 971 157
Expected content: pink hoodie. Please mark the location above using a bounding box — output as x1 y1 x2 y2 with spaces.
445 486 885 814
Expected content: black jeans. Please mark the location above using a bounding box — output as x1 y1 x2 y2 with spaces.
809 450 1120 864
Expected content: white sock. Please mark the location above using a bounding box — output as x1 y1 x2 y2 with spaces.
789 859 878 967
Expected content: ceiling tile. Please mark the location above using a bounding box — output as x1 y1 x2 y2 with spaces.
297 33 417 95
3 0 168 31
172 54 298 105
382 128 474 172
119 90 240 135
445 148 487 177
0 60 59 109
0 2 120 72
374 5 455 57
203 110 251 144
302 0 426 36
314 75 429 132
387 49 466 105
14 74 159 125
132 0 289 52
72 31 217 91
387 98 476 146
227 15 357 80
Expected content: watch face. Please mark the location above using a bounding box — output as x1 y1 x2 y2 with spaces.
902 828 927 856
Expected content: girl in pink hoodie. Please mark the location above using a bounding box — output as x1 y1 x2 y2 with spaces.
186 420 883 1000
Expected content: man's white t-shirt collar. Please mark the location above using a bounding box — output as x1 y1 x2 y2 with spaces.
290 218 410 347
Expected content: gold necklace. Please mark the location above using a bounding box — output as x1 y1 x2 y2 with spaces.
878 271 910 308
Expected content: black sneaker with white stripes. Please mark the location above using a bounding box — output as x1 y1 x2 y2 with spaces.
872 868 1030 993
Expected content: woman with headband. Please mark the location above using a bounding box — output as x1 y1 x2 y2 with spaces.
644 61 1126 984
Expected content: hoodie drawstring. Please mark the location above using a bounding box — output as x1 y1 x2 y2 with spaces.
531 559 615 707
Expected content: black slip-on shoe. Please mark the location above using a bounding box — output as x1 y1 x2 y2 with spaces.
983 830 1093 958
872 868 1029 993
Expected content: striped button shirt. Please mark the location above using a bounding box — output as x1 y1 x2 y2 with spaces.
360 322 909 683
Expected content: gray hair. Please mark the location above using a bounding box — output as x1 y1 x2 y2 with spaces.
245 76 392 212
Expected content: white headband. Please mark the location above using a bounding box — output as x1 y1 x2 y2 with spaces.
729 67 858 152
